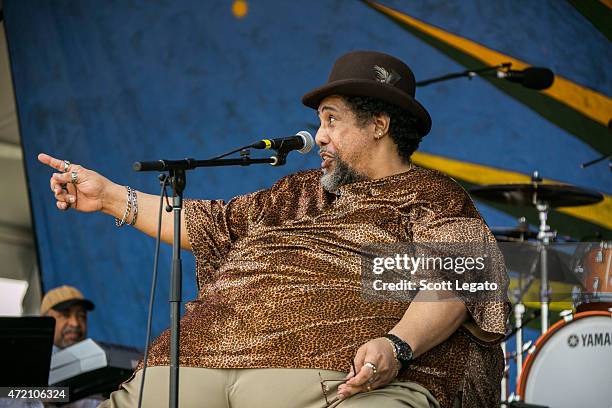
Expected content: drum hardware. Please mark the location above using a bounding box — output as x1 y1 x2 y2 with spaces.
595 243 603 263
503 305 540 393
502 263 539 391
501 341 508 404
514 302 526 381
470 173 604 333
536 201 553 333
506 392 520 404
503 308 541 341
572 240 612 312
592 276 600 291
492 217 538 242
571 285 581 306
559 309 573 322
505 340 533 360
507 286 530 388
470 175 608 407
522 340 533 353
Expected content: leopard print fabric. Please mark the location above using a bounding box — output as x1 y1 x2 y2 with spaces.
143 166 510 408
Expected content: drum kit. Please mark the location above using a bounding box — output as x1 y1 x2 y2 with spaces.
469 173 612 408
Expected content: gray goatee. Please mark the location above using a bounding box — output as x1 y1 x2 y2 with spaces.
320 152 367 193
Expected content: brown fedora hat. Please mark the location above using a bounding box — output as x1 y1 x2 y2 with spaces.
302 51 432 136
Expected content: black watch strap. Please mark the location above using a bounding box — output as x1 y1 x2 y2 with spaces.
384 334 414 371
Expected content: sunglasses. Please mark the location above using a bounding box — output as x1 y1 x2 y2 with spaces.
318 359 357 407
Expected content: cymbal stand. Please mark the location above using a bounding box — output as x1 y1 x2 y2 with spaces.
501 233 542 404
511 271 535 387
504 264 537 399
514 302 526 381
536 202 555 333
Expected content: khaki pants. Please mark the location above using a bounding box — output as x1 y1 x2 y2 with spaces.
99 366 440 408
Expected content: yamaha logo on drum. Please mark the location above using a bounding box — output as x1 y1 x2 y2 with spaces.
567 334 579 348
567 332 612 347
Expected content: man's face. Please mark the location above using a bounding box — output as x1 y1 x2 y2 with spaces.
315 95 373 192
47 304 87 349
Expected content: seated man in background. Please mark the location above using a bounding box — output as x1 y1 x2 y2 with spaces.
41 285 103 408
40 285 94 352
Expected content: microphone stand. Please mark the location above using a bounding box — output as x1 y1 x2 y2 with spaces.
581 120 611 171
580 152 611 171
416 62 511 87
133 149 287 408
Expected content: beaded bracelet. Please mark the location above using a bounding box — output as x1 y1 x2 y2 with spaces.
115 186 133 227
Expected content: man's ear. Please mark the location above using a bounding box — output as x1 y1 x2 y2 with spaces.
373 112 391 137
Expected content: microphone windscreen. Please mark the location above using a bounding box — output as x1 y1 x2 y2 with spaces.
523 67 554 90
297 130 314 154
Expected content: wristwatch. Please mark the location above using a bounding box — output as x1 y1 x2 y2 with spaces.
384 334 414 372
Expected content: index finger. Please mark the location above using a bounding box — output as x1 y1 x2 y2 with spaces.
348 353 371 387
38 153 67 171
348 366 373 387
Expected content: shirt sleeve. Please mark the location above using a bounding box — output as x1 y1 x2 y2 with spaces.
184 189 269 276
410 179 510 343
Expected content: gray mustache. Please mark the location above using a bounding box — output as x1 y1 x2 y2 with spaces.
62 327 83 336
319 148 338 158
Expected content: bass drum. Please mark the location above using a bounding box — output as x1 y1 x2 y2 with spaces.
517 310 612 408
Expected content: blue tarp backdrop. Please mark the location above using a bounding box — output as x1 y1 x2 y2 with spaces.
4 0 611 391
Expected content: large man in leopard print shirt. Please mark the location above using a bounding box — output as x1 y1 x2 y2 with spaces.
40 51 509 408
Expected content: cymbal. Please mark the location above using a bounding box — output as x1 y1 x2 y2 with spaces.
470 183 603 208
492 227 538 242
498 242 580 285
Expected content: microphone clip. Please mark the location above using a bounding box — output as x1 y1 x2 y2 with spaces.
237 148 283 167
270 150 289 167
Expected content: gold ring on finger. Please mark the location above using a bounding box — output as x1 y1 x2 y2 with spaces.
70 171 78 184
63 160 71 172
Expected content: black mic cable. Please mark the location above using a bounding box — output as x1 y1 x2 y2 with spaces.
137 174 169 408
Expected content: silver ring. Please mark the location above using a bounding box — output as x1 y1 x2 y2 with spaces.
70 171 78 184
363 362 377 376
63 160 71 172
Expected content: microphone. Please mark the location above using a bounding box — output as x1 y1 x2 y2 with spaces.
497 67 554 90
250 130 314 154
